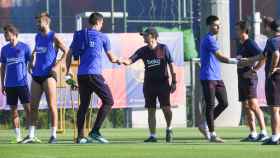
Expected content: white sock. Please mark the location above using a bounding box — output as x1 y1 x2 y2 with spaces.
150 133 157 138
29 126 35 138
206 132 211 140
250 131 258 138
167 126 172 130
14 128 21 139
260 129 267 135
271 134 280 142
51 127 57 138
210 132 216 137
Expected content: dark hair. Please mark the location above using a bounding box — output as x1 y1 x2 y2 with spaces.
88 12 103 25
271 19 280 32
262 16 274 27
206 15 219 25
235 21 251 34
3 24 18 36
140 27 159 39
35 12 51 23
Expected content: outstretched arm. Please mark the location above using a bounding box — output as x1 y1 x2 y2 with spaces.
215 52 238 64
239 53 265 67
121 49 142 66
106 51 121 64
122 59 133 65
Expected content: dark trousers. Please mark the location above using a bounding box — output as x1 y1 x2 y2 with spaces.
77 74 114 137
201 80 229 132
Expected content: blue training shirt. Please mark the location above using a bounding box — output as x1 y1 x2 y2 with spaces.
200 32 221 80
0 42 31 87
32 31 58 77
70 28 111 75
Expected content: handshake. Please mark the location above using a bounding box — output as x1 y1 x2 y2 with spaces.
115 58 130 65
227 56 253 67
236 56 256 67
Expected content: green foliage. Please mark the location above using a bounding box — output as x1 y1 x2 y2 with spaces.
108 109 125 128
154 27 198 61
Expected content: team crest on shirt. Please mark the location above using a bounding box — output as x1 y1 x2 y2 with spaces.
147 59 161 68
36 46 48 54
6 57 24 66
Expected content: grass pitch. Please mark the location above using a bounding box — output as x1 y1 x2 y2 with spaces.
0 127 279 158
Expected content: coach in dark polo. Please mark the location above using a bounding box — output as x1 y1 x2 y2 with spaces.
121 27 176 143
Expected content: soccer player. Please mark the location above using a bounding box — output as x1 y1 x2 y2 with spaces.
121 27 176 143
199 15 239 143
0 24 31 143
66 12 121 144
240 19 280 145
22 12 68 144
235 21 268 142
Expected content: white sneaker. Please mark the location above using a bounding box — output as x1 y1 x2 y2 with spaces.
21 136 42 144
89 131 109 144
76 137 92 144
209 135 225 143
257 133 269 142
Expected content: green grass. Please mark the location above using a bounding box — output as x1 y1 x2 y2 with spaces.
0 127 279 158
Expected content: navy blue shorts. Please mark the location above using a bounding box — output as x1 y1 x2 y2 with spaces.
143 80 171 108
265 73 280 106
6 86 30 106
238 75 258 101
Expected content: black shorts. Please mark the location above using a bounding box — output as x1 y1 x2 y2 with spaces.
265 73 280 106
6 86 30 106
143 80 171 108
238 76 258 101
32 71 57 85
